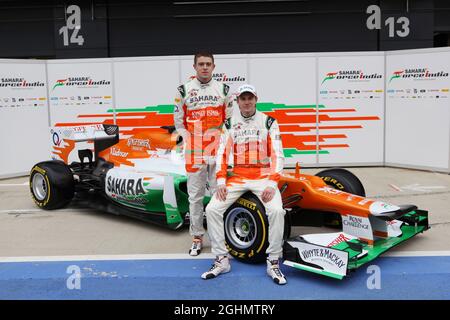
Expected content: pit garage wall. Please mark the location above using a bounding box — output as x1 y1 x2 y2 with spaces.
1 48 449 178
247 54 317 165
107 52 385 167
385 48 450 173
317 52 385 167
0 60 50 178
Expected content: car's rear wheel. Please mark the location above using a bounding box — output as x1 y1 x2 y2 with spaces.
224 192 269 264
30 161 74 210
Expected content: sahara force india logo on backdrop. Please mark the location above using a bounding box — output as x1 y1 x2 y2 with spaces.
389 68 449 83
0 78 45 88
212 73 246 83
52 77 111 91
321 70 382 85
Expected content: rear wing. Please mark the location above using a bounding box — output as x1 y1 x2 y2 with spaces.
51 124 119 164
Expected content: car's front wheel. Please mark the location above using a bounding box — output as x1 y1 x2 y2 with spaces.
224 192 269 263
315 168 366 228
315 168 366 197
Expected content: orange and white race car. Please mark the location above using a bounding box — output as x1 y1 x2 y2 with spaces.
29 124 429 279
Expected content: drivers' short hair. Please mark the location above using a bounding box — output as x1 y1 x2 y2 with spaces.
194 52 214 64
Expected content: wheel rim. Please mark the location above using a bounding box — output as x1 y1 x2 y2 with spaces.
225 207 257 250
32 173 47 201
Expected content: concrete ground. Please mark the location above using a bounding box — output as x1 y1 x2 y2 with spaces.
1 166 449 257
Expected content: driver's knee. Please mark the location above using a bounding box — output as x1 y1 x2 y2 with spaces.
265 204 285 219
205 198 223 219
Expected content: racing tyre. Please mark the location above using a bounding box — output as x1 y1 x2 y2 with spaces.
315 168 365 197
224 192 269 263
30 161 74 210
315 168 365 228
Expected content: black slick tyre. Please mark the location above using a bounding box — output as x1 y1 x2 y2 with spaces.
315 168 366 197
224 192 270 264
315 168 366 228
29 161 75 210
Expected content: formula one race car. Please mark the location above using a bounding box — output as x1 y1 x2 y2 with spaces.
29 124 429 279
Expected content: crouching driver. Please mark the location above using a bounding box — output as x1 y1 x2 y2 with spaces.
201 84 287 285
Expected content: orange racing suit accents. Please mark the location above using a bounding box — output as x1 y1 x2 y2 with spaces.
173 77 233 172
215 110 284 188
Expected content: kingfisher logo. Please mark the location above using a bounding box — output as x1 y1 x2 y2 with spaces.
52 77 111 91
322 70 382 85
389 68 449 83
0 78 45 88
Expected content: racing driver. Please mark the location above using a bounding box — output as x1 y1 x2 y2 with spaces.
173 52 233 256
201 84 287 285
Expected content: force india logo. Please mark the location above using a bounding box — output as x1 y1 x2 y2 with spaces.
0 78 45 88
107 176 145 196
212 73 246 83
389 68 449 83
52 77 111 91
321 70 382 84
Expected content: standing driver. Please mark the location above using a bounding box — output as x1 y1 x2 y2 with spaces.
201 84 287 285
174 52 233 256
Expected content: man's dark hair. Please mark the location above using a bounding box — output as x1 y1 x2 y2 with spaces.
194 52 214 64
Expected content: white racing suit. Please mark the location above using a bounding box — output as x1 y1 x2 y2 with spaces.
174 77 233 237
205 110 285 259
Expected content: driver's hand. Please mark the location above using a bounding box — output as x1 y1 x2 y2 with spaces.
261 187 276 203
215 184 228 202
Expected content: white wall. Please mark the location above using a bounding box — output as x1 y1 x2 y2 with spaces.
0 60 50 178
112 56 181 138
317 52 385 166
248 53 317 165
1 48 449 178
385 48 450 172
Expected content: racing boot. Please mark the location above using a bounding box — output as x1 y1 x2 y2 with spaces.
266 258 287 285
201 256 231 280
189 237 202 256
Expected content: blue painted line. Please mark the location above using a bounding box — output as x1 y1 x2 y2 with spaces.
0 256 449 300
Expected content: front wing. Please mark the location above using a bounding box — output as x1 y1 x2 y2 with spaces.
283 209 429 280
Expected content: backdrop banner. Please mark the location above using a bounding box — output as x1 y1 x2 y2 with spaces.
386 49 450 171
1 48 449 178
248 54 317 165
317 54 385 166
46 59 113 164
0 60 50 177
